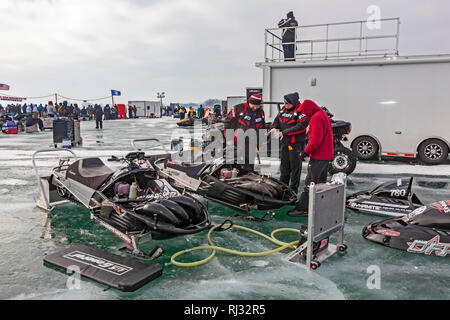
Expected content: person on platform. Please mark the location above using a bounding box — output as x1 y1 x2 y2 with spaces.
278 11 298 61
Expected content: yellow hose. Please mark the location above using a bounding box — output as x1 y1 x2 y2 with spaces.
170 223 301 268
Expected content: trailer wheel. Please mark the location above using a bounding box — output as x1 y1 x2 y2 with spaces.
353 136 379 160
56 186 67 198
418 139 449 164
329 146 357 175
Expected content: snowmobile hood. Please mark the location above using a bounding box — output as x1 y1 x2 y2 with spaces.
346 177 423 217
362 200 450 256
402 200 450 229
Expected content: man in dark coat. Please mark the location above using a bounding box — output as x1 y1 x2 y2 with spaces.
278 11 298 61
94 104 104 129
104 104 111 120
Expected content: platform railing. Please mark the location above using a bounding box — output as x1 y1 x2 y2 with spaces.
264 17 400 62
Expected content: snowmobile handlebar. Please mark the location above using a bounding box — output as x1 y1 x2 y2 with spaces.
107 152 146 166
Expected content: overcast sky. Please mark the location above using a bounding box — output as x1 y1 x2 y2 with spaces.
1 0 449 105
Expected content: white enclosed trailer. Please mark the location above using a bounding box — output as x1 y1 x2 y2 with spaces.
257 18 450 164
145 101 161 118
128 101 161 118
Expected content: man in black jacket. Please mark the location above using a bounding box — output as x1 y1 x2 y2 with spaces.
104 104 111 120
268 92 309 194
278 11 298 61
94 104 104 129
225 94 265 171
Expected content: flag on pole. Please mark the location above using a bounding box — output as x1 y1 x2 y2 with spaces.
111 90 121 96
0 83 10 91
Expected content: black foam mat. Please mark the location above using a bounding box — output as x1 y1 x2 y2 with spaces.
44 244 163 292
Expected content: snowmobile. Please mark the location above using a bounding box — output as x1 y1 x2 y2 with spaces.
131 139 298 221
177 117 202 127
33 148 211 260
346 177 423 217
362 200 450 257
320 107 357 176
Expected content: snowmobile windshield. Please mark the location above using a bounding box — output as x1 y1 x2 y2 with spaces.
402 200 450 230
371 177 413 200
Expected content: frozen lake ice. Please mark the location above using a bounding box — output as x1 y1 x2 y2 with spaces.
0 117 449 300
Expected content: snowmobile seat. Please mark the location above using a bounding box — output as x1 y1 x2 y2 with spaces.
66 157 114 190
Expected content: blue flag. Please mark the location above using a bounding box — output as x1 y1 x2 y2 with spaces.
111 90 121 96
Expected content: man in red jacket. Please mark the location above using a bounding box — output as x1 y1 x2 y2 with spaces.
287 99 334 217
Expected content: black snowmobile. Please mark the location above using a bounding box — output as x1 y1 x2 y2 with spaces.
33 149 211 259
177 117 200 127
131 139 297 221
347 177 423 217
320 107 357 176
362 200 450 257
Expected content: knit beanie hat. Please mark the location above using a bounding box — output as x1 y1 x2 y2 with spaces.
284 92 299 106
248 94 262 105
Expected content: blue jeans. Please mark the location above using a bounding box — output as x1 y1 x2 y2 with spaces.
283 44 295 61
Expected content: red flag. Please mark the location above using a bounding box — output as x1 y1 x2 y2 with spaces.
0 83 10 90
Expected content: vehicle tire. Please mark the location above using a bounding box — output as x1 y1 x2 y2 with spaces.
352 136 379 160
310 261 321 270
418 139 449 164
329 146 357 175
56 186 67 198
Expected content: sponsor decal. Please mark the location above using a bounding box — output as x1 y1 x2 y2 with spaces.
349 202 409 215
63 251 133 275
320 239 328 249
96 218 134 247
431 200 450 214
390 188 407 198
407 235 449 257
102 200 121 215
402 205 427 222
376 229 400 236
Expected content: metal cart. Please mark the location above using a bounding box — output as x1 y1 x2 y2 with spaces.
285 174 348 269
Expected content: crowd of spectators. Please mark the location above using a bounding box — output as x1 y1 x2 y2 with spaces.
0 101 123 121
